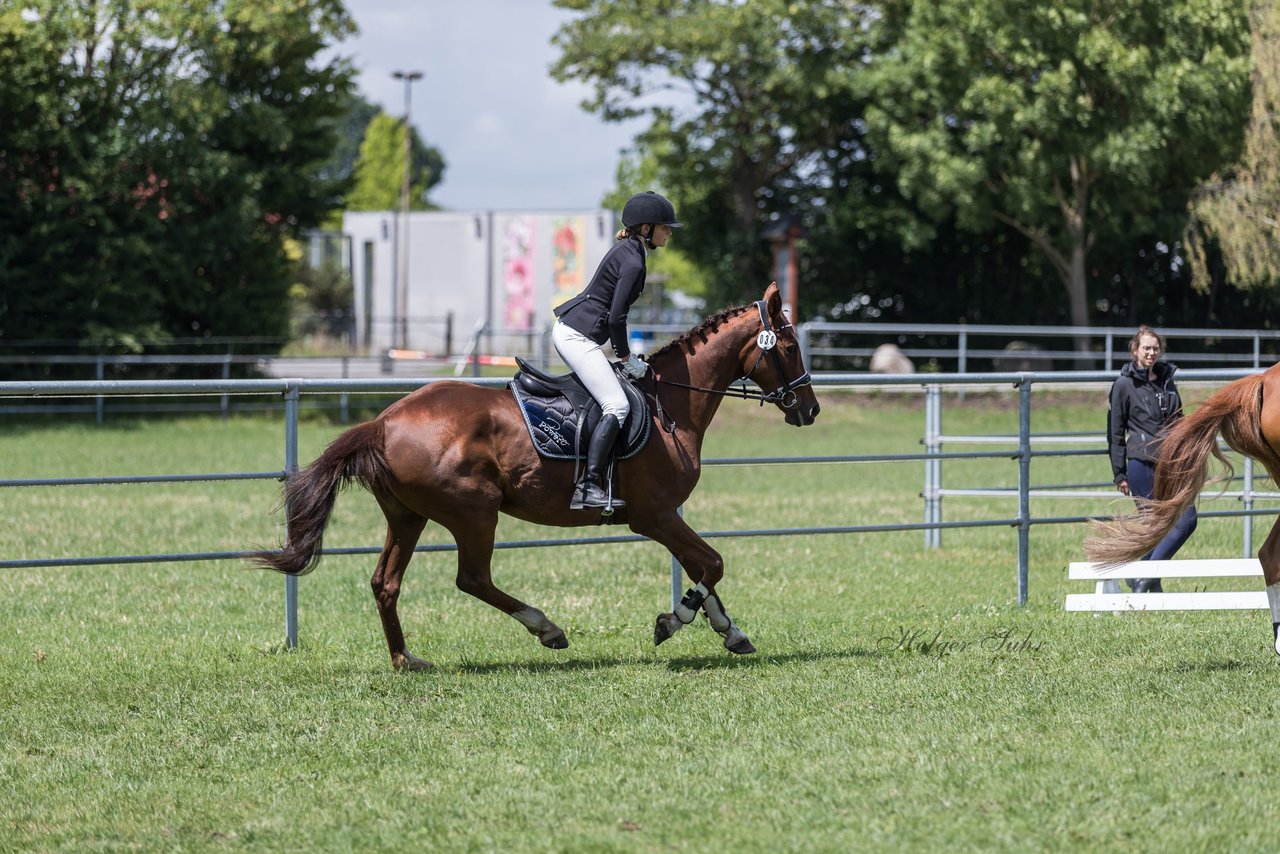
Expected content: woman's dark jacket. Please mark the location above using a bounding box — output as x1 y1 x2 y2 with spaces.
1107 360 1183 483
553 236 646 359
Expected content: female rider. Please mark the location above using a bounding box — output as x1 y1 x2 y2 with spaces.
552 191 682 509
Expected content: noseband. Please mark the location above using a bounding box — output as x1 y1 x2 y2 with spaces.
744 299 813 409
650 300 813 410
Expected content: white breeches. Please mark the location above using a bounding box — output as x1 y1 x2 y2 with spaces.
552 321 630 422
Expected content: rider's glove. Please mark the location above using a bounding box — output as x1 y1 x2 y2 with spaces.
620 353 649 379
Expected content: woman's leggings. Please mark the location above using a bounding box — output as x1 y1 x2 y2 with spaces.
552 321 629 422
1127 458 1198 561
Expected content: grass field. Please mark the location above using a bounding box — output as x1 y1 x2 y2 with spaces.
3 388 1280 852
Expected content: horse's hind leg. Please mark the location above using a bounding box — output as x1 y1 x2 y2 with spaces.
447 512 568 650
1259 515 1280 656
371 504 430 671
640 511 755 654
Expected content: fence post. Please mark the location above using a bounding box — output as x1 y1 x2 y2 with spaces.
672 505 684 611
284 384 300 649
1016 378 1032 605
95 356 105 424
471 321 484 378
220 354 231 420
923 384 941 549
340 357 350 424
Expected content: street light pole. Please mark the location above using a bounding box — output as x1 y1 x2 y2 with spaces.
392 69 423 350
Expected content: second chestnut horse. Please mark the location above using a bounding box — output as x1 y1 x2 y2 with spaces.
1086 362 1280 654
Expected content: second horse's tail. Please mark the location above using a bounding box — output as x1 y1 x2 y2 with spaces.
250 419 392 576
1086 372 1277 567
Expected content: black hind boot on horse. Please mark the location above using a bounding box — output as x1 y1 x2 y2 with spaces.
573 414 623 510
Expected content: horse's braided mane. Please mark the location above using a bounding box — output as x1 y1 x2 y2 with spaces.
648 302 754 362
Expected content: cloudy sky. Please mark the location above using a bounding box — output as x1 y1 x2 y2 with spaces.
333 1 650 212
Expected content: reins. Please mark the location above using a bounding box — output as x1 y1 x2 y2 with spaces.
647 299 812 414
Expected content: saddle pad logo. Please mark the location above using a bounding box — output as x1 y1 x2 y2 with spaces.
522 400 580 458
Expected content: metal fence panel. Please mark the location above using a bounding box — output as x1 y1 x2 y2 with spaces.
2 369 1271 641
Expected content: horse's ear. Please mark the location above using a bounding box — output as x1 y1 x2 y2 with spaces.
764 281 781 315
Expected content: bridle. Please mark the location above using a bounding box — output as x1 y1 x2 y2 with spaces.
650 299 813 410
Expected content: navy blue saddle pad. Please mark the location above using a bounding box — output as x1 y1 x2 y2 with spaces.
508 357 651 461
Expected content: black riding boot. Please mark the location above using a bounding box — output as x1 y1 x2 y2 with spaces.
574 415 623 510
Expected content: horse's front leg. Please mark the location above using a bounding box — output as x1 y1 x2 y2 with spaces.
658 581 756 655
700 586 755 654
637 511 755 654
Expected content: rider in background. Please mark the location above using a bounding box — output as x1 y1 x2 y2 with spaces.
1107 324 1198 592
552 191 682 509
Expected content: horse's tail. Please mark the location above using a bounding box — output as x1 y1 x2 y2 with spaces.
251 419 392 576
1086 373 1273 566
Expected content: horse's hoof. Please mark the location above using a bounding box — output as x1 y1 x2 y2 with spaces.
392 652 434 672
541 630 569 650
654 613 681 646
725 636 756 655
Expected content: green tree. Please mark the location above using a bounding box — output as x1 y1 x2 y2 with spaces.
602 144 708 303
0 0 355 358
551 0 873 309
1187 1 1280 294
346 111 445 212
865 0 1253 336
319 93 381 188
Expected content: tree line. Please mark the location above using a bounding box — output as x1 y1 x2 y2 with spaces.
0 1 443 359
556 0 1280 329
1 1 357 350
2 0 1277 362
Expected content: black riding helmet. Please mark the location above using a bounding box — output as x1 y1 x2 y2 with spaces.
621 191 683 230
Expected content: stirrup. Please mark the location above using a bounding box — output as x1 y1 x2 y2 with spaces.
571 481 624 511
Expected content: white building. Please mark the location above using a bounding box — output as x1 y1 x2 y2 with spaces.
343 209 614 356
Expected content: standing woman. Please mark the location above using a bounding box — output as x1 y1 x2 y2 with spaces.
552 191 682 510
1107 325 1198 592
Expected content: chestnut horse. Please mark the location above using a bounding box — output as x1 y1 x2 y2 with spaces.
1086 363 1280 654
253 283 820 670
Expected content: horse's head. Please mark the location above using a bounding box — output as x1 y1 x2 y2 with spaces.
738 283 820 426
